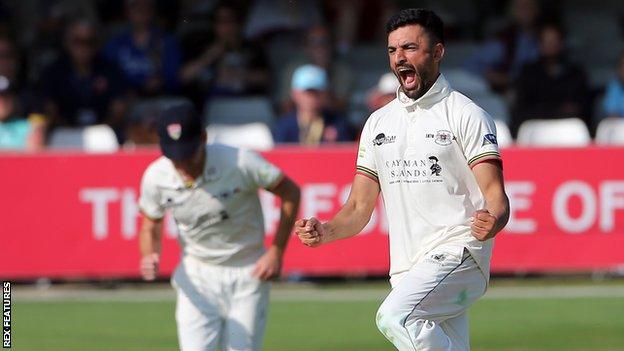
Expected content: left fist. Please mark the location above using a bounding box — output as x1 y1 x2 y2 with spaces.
471 209 497 241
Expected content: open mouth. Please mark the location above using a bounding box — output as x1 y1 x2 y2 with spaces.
397 66 418 90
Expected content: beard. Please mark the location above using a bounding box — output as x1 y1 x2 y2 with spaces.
394 62 435 100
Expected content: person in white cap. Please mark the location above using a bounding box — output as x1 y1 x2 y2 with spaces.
295 8 509 351
138 99 301 351
366 72 401 113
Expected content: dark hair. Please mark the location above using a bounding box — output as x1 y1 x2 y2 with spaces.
385 8 444 45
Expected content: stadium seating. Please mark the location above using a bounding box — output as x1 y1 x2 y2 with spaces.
206 122 274 150
205 96 275 126
595 117 624 146
48 125 119 153
516 118 591 147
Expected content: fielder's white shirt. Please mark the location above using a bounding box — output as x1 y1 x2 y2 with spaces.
356 73 501 278
139 143 283 266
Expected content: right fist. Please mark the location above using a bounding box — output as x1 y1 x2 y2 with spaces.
140 253 160 281
295 217 324 248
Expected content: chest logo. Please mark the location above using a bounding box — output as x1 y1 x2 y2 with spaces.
373 133 396 146
429 156 442 176
434 130 454 146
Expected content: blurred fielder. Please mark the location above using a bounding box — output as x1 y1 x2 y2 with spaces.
296 9 509 351
138 100 300 351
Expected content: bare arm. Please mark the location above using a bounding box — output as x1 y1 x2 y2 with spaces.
471 160 510 241
253 176 300 280
296 174 380 246
139 214 163 280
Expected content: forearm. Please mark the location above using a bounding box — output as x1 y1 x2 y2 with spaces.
139 221 162 257
322 203 371 244
271 193 300 253
485 194 510 236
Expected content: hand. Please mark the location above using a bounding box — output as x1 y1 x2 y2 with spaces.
140 253 160 281
253 246 283 281
295 217 324 248
470 209 497 241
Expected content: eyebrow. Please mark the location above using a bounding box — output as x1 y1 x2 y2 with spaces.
387 42 418 50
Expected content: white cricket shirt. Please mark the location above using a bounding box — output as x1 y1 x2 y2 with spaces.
356 73 501 278
139 143 283 266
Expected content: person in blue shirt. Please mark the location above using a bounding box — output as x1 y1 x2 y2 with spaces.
273 64 352 145
104 0 181 96
603 53 624 118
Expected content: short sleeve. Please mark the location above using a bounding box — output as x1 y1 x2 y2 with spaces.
459 103 502 168
355 118 379 182
239 149 284 190
138 167 165 219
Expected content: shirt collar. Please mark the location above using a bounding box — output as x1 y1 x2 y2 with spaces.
396 73 451 111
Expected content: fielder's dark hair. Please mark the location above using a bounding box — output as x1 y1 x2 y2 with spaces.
385 8 445 45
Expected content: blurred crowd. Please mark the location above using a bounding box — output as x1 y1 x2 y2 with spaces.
0 0 623 151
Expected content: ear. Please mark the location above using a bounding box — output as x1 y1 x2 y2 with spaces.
433 43 445 63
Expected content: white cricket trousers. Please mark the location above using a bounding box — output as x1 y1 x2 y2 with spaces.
376 246 487 351
171 255 270 351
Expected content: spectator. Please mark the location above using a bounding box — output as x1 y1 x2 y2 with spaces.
40 18 128 139
0 76 45 151
278 25 354 114
366 72 399 113
104 0 181 96
464 0 541 92
511 23 590 136
274 64 351 145
602 53 624 118
180 2 269 105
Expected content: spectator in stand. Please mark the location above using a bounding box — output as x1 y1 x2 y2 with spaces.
278 25 354 114
464 0 541 92
366 72 399 113
179 2 269 105
40 18 128 139
511 22 590 136
274 64 351 145
0 76 45 151
104 0 181 96
602 53 624 118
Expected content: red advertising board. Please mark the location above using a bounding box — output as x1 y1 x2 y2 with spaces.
1 146 623 279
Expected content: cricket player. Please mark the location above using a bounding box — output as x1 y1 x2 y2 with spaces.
138 99 300 351
296 9 509 351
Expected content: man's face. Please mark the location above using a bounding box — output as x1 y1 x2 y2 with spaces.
387 25 442 100
171 143 205 177
66 24 97 65
292 89 325 112
539 27 563 59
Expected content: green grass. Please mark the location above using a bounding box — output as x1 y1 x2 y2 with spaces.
12 293 624 350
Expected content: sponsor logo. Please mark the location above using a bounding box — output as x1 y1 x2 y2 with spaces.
435 130 454 146
373 133 397 146
383 155 444 184
429 156 442 176
167 123 182 140
482 133 498 146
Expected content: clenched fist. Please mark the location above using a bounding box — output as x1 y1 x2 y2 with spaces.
470 209 498 241
294 217 325 247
